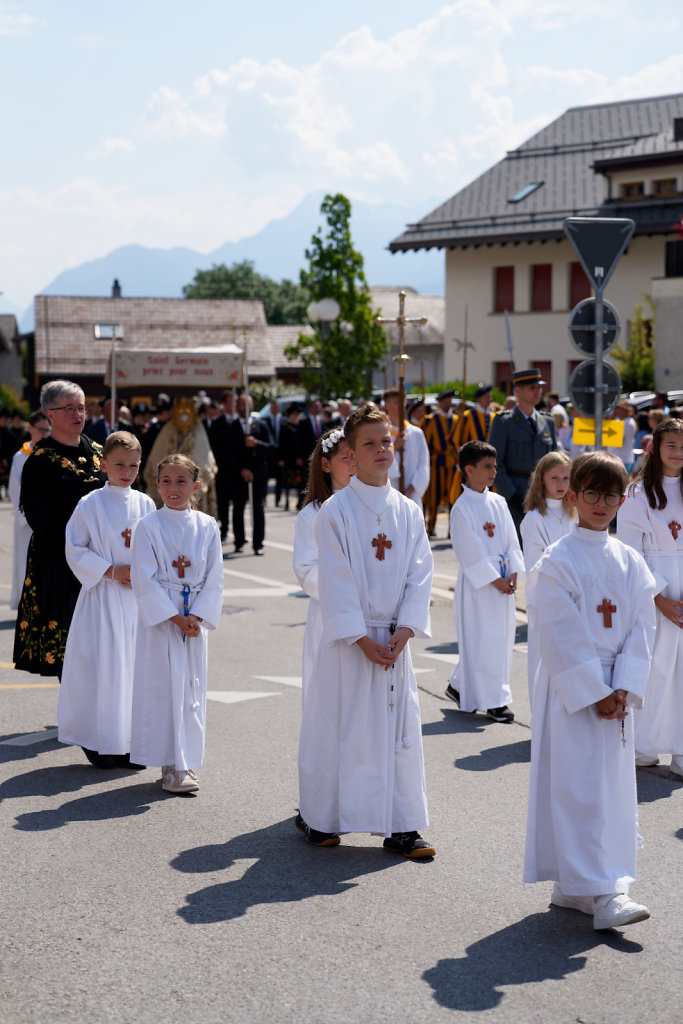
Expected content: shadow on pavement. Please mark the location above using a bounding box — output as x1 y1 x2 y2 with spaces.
172 816 405 924
12 779 165 831
455 738 530 772
636 767 682 805
424 642 459 656
422 709 489 737
0 730 62 766
0 762 107 803
423 909 643 1012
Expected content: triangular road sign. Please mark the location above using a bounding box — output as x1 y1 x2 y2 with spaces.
564 217 635 294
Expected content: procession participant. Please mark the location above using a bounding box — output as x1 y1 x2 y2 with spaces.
297 405 435 857
209 389 238 542
408 398 426 427
617 418 683 776
489 368 557 535
296 397 323 507
230 393 275 555
8 411 50 609
143 395 218 518
295 428 353 845
520 451 575 706
277 403 303 512
58 432 155 769
450 383 498 504
524 452 656 930
445 441 524 722
130 454 223 794
422 390 458 535
264 398 284 506
383 388 430 508
13 381 105 678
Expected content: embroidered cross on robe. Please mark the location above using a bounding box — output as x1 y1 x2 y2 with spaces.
121 528 132 548
669 519 681 541
372 533 392 561
483 521 495 538
173 554 191 579
597 598 616 628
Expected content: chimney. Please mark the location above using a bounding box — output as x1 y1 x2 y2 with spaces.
112 279 122 298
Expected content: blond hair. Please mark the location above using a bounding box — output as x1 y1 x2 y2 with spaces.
103 430 141 458
524 450 575 517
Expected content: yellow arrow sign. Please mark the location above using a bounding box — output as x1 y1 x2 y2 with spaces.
572 418 624 447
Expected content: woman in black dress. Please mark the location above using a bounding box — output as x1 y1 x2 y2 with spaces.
13 380 105 677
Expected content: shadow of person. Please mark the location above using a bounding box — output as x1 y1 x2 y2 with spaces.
13 781 165 831
0 763 107 804
515 622 528 644
423 909 643 1012
636 767 683 805
455 739 530 772
421 709 488 738
0 729 62 766
173 816 405 925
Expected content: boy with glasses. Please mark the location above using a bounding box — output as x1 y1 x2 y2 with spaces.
524 452 657 929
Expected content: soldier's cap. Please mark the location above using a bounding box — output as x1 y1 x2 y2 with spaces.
512 368 545 387
473 383 492 399
437 389 456 402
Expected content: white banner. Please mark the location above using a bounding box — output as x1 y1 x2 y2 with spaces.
106 346 244 388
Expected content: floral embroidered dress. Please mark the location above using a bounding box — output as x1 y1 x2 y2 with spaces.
13 436 105 676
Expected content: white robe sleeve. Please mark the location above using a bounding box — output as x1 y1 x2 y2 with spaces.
611 555 657 707
397 507 433 638
450 502 500 590
130 520 178 627
65 501 111 591
189 521 224 630
407 428 430 499
8 451 27 524
293 507 319 600
316 503 368 644
617 494 667 593
520 512 547 577
502 503 525 577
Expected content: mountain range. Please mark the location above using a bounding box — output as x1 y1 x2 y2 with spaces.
19 191 444 331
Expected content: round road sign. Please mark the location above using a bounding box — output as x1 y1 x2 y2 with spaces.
568 298 621 356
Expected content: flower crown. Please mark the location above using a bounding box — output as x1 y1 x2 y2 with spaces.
321 427 345 454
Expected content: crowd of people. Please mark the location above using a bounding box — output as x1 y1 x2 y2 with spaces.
4 373 682 933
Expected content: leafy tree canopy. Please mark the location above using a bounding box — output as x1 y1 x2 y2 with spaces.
183 260 310 325
611 292 655 393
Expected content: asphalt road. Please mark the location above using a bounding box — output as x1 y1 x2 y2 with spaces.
0 496 680 1024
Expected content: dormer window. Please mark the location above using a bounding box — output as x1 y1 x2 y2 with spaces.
621 182 644 200
508 182 543 203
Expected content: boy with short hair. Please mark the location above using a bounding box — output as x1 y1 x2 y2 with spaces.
58 431 156 768
446 440 524 721
297 405 435 857
524 452 657 929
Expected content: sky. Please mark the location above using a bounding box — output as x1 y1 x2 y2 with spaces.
1 0 683 313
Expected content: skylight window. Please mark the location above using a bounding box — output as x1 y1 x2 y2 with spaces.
508 182 543 203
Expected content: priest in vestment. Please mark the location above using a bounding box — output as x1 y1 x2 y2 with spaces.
143 396 218 518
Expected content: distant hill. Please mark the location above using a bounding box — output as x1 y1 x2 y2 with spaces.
20 191 444 330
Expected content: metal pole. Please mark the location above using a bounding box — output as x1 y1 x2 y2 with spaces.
110 343 117 431
594 288 604 450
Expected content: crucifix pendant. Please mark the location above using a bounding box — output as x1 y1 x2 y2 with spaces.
121 528 132 549
597 597 616 628
669 519 681 541
173 554 191 579
483 521 495 538
372 533 392 561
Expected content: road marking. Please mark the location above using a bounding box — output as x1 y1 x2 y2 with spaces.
415 651 458 665
223 566 302 599
431 586 455 601
207 690 281 704
413 667 434 675
0 681 60 689
0 661 17 670
0 727 59 746
264 539 295 553
254 675 302 688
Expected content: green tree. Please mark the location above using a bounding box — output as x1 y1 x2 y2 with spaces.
611 291 655 393
183 260 310 325
284 193 387 399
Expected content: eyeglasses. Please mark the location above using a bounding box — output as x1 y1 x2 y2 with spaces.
576 489 624 507
49 405 86 415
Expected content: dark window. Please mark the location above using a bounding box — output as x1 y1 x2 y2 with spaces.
531 264 552 311
494 266 514 313
674 118 683 142
508 182 543 203
569 262 591 307
665 240 683 278
654 178 677 197
494 361 514 395
620 182 644 200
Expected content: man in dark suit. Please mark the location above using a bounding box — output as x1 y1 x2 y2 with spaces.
263 399 284 507
231 393 276 555
209 389 237 542
295 398 322 508
488 368 558 534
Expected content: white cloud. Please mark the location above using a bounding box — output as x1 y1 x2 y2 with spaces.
598 55 683 103
0 3 41 35
88 137 136 159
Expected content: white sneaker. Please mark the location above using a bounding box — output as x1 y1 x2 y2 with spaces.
635 751 659 767
161 766 200 794
670 755 683 778
593 893 650 930
550 883 594 915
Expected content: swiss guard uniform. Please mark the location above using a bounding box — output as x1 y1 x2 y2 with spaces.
488 369 557 534
422 390 458 535
450 384 498 504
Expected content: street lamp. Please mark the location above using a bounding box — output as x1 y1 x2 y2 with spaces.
307 298 340 398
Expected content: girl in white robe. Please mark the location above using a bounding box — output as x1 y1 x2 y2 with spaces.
520 451 575 706
130 454 223 794
448 442 524 718
524 452 657 930
300 407 434 855
294 429 353 825
617 418 683 775
58 448 156 764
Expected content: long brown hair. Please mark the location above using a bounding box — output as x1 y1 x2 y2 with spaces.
303 428 347 508
629 417 683 509
524 450 575 517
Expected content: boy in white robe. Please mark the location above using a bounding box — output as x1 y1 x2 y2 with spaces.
446 440 524 721
298 405 435 857
524 452 657 930
59 432 156 767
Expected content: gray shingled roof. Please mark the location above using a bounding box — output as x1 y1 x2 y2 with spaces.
390 93 683 252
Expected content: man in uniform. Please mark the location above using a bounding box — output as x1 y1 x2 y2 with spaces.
422 389 459 536
450 383 498 504
488 368 557 534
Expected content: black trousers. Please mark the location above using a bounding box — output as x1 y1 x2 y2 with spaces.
233 471 267 550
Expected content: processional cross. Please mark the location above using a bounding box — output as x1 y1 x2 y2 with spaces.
173 554 191 579
597 598 616 628
453 305 475 411
669 520 681 541
376 291 427 492
121 528 132 549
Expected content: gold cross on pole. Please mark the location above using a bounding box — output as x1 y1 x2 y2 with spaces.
376 290 428 492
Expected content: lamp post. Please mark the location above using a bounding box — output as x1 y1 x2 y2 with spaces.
95 322 124 427
307 298 341 399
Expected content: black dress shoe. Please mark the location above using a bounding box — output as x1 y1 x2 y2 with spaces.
486 705 514 723
234 544 244 553
81 748 119 769
253 547 264 556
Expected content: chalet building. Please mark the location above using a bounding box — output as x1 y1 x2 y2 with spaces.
390 93 683 394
